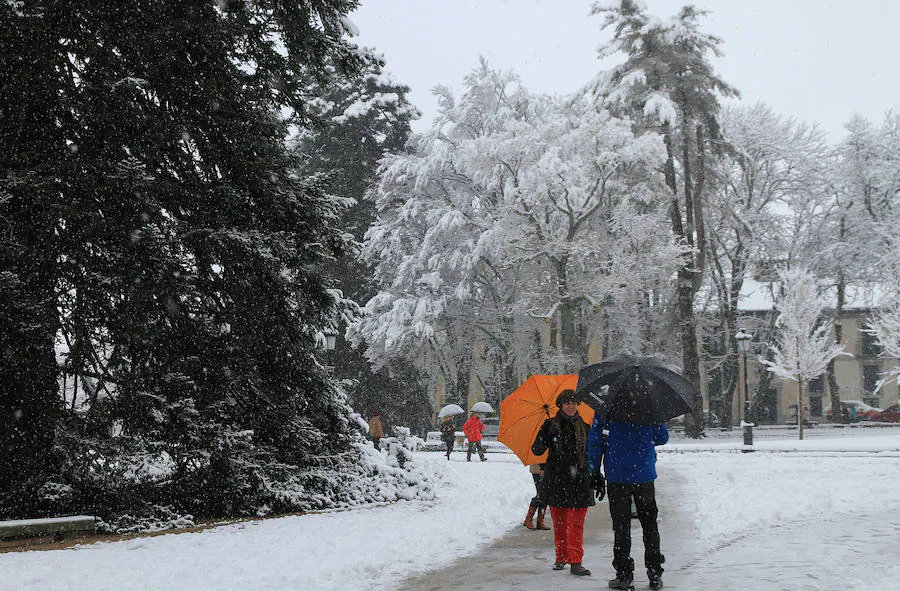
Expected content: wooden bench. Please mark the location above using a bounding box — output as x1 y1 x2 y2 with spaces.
0 515 97 540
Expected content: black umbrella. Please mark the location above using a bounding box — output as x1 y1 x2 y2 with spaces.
574 354 696 425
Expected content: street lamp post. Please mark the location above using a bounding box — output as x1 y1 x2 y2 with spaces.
736 330 753 446
323 328 337 373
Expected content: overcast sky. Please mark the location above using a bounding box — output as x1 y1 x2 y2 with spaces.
348 0 900 142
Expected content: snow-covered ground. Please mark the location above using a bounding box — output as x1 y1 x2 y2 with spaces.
2 425 900 590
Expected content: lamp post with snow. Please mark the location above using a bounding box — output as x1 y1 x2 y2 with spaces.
736 330 753 446
323 328 337 373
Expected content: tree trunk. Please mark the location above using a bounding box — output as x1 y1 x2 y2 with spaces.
455 363 471 409
667 126 707 439
691 125 707 292
826 274 845 422
719 349 736 430
556 258 578 361
797 334 804 440
679 273 704 438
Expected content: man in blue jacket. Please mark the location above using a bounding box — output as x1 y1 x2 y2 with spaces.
588 415 668 590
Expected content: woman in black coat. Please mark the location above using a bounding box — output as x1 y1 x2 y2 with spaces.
531 389 595 577
439 416 456 460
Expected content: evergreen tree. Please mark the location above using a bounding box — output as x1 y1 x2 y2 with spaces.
0 2 71 510
1 0 365 522
293 51 432 432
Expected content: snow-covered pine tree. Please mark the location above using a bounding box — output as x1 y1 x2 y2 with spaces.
0 0 376 524
293 50 432 433
589 0 739 437
0 2 77 514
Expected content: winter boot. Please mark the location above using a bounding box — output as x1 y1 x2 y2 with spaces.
649 575 664 589
535 507 550 530
570 563 591 577
608 574 634 590
552 561 567 571
523 505 537 529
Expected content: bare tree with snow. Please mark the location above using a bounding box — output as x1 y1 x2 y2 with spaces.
704 103 830 427
762 267 849 439
349 61 681 405
866 233 900 394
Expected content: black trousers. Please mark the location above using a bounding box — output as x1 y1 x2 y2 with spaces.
466 440 485 460
607 481 664 578
530 473 546 508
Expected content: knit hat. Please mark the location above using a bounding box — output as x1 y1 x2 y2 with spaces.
556 389 578 407
372 409 380 416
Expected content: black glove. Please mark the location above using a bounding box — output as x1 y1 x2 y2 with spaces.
548 422 561 440
591 472 606 501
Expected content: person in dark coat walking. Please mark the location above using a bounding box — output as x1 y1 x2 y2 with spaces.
531 389 597 577
588 415 668 590
439 415 456 460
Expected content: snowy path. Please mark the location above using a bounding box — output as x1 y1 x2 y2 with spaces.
396 465 699 590
398 445 900 591
672 493 900 590
3 431 900 590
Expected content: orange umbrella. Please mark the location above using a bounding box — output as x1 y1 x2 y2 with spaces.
498 374 595 466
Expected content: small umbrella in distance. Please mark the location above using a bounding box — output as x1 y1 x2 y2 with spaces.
469 401 494 413
574 353 695 425
438 404 466 419
498 374 594 466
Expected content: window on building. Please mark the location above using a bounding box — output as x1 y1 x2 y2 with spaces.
863 365 880 402
860 329 882 358
863 364 879 393
808 375 824 393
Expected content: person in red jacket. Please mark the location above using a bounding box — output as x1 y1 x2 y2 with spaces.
462 412 487 462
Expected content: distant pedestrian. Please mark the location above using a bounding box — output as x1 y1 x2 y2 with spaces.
523 463 550 530
531 389 595 577
462 412 487 462
588 415 668 590
439 415 456 460
368 410 385 450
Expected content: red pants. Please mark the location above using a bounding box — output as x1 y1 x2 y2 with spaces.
549 506 588 564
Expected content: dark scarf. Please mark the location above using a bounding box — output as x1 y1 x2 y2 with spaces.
551 411 588 468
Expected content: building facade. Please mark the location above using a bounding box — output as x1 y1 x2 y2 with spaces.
728 310 898 424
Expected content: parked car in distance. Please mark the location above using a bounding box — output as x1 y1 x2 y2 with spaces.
874 403 900 423
785 405 816 426
824 400 882 421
